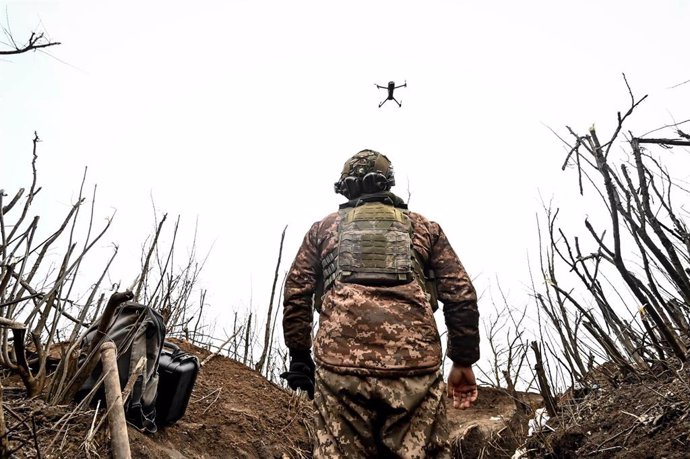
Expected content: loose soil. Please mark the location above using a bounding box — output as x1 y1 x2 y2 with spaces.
448 386 541 458
129 340 313 458
3 343 688 459
0 340 542 458
5 344 689 458
524 362 690 459
130 340 537 458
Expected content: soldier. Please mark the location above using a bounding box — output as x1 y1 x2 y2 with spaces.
281 150 480 458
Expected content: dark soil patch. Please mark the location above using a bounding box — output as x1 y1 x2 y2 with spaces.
525 363 690 458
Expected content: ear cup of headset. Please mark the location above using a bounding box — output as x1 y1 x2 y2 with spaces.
362 172 389 194
334 177 355 198
342 176 363 199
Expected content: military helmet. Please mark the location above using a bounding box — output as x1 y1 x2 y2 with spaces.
334 149 396 199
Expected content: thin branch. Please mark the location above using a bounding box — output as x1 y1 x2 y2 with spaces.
0 31 60 55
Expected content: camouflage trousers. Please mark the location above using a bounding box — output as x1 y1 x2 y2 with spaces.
313 367 451 459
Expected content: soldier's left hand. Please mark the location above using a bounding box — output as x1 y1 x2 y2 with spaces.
280 362 315 400
280 349 316 399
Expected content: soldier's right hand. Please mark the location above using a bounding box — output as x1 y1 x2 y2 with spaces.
447 364 478 410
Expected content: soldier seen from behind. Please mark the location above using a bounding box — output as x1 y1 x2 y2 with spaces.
281 150 480 458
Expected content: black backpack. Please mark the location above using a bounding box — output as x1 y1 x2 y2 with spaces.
77 302 166 433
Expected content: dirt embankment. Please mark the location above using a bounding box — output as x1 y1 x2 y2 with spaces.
524 363 690 459
76 350 690 458
129 340 313 458
131 340 538 458
1 341 538 458
91 355 690 459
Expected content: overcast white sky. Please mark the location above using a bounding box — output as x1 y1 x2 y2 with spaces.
3 1 690 350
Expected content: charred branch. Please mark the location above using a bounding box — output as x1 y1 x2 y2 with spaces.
635 139 690 147
0 32 60 55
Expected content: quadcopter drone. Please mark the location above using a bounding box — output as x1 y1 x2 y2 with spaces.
375 80 407 108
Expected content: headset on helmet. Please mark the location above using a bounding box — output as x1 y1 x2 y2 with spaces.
334 150 395 199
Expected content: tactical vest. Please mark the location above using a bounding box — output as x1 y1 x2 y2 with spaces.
316 202 438 312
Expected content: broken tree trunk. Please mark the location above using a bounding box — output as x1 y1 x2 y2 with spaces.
531 341 558 417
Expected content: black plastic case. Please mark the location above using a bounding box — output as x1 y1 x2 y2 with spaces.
155 341 200 426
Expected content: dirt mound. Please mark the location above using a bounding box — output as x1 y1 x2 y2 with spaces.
449 386 542 458
138 344 542 458
2 341 538 458
1 340 314 458
131 340 314 458
525 363 690 458
9 341 690 458
136 341 537 458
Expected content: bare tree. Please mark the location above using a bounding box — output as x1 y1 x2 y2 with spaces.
255 225 287 374
1 134 113 397
532 75 690 404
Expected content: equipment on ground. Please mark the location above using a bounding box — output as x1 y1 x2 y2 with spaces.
155 341 200 426
77 302 166 433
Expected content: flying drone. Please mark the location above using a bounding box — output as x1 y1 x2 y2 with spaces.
375 80 407 108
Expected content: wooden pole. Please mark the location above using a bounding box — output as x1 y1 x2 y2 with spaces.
100 341 131 459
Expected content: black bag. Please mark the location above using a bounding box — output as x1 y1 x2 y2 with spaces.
155 341 200 427
77 303 166 433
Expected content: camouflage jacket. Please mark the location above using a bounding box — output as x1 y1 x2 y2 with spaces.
282 192 479 377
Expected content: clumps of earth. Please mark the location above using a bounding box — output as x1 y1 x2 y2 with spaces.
524 362 690 459
3 341 687 458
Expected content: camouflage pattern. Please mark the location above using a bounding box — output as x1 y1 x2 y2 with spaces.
338 149 394 182
334 150 396 199
340 150 395 186
337 202 414 285
282 193 480 376
313 366 451 459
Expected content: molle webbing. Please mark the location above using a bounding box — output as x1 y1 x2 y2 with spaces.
322 251 338 293
336 203 414 286
315 203 438 313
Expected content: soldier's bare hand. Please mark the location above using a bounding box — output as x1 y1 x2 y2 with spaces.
447 364 478 410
